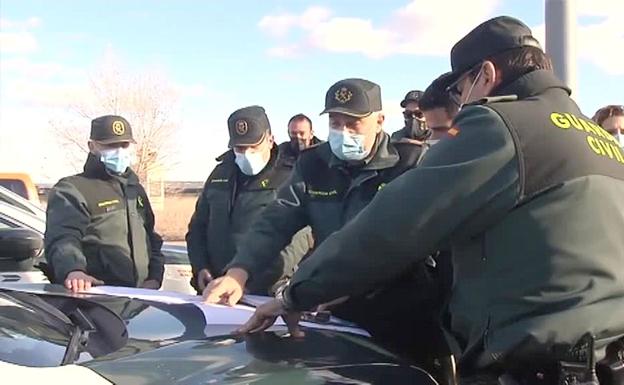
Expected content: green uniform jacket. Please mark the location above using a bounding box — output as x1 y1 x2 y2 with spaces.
185 145 311 294
284 70 624 368
45 154 164 286
228 132 424 284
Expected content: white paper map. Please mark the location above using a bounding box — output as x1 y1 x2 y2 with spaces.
85 286 370 336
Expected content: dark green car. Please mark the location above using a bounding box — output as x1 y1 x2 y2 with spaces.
0 284 437 385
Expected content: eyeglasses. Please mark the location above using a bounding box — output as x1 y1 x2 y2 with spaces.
445 63 483 101
593 105 624 126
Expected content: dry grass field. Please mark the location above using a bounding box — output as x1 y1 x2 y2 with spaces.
154 194 198 241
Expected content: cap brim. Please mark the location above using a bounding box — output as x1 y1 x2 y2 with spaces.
94 138 136 145
400 99 420 108
228 131 266 148
320 107 372 118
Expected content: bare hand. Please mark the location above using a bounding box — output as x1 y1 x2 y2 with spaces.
234 298 304 338
140 279 161 289
64 271 104 293
203 268 248 306
196 269 213 291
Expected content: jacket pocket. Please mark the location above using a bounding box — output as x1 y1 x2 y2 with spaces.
95 244 136 286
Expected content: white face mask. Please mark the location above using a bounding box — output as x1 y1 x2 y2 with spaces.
459 66 484 111
616 130 623 148
235 150 269 176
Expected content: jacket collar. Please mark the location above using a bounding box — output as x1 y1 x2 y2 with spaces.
218 143 280 178
83 153 139 185
494 69 570 100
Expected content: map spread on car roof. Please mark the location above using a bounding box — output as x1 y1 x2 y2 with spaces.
5 285 370 337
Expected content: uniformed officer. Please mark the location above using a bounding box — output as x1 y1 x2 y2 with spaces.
237 16 624 383
204 79 444 363
391 90 431 143
185 106 311 296
593 105 623 147
45 115 164 292
419 72 459 145
277 113 322 168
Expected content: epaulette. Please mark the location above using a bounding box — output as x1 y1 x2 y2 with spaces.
466 94 518 106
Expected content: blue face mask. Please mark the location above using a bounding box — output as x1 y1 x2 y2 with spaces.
328 129 370 161
100 147 132 174
235 151 269 176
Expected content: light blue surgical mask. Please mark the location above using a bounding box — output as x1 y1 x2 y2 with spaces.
328 129 370 161
100 147 132 174
235 151 269 176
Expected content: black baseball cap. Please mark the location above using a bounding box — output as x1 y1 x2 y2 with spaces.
320 78 382 118
448 16 543 85
400 90 424 108
90 115 135 144
228 105 271 147
420 72 455 111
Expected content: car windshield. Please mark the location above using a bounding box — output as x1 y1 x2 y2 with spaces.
0 289 133 367
0 292 78 366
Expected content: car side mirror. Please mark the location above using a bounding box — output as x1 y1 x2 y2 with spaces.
0 228 44 271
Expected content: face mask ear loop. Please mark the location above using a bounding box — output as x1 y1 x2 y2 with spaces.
459 65 484 110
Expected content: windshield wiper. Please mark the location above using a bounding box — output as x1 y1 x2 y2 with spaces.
61 307 96 365
0 290 95 364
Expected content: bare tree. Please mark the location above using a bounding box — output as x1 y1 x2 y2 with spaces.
50 55 180 184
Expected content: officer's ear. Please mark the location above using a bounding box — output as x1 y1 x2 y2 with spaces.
482 60 501 95
87 141 98 155
376 112 385 133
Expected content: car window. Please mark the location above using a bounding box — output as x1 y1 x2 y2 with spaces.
0 180 28 200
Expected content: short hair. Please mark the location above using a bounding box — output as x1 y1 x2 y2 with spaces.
487 46 553 89
592 105 624 126
420 73 457 115
287 113 313 129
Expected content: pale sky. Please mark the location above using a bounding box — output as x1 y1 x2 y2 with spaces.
1 0 622 182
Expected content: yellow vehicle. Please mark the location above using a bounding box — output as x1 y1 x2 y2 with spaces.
0 173 40 205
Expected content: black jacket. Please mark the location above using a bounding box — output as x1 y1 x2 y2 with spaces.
229 132 423 280
277 136 323 169
185 144 311 294
45 154 164 286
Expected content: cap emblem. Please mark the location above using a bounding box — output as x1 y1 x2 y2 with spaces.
334 87 353 104
235 120 249 135
112 121 126 136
